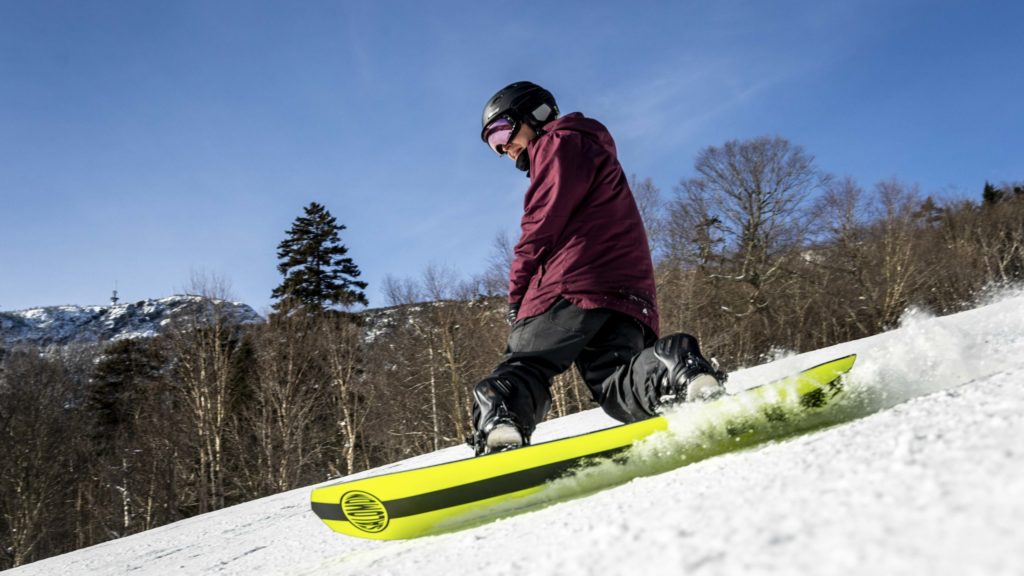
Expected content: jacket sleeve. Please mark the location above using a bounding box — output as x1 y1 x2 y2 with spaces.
509 131 595 305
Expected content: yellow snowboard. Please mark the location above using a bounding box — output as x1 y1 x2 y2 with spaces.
312 354 856 540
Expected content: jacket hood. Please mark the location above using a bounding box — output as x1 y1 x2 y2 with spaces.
541 112 617 158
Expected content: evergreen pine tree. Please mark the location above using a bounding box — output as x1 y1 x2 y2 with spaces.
86 338 166 445
272 202 368 314
982 181 1004 205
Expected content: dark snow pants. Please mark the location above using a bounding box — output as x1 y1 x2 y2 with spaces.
473 298 691 440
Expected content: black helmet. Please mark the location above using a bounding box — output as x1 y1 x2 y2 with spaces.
480 81 559 143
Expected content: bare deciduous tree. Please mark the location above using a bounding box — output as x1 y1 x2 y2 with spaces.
479 231 515 297
164 276 241 513
322 315 372 476
630 175 664 257
237 315 327 493
677 136 826 309
0 350 76 568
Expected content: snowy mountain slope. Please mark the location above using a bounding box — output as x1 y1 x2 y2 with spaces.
0 296 263 348
10 290 1024 576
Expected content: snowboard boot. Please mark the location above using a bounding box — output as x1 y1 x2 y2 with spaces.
468 405 526 456
483 408 525 455
469 378 530 456
653 333 728 407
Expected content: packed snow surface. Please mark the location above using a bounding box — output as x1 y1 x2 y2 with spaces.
11 290 1024 575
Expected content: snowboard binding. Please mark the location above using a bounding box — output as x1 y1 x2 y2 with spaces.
653 333 728 406
469 377 531 456
469 404 528 456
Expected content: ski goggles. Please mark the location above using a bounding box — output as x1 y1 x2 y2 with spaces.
483 117 516 156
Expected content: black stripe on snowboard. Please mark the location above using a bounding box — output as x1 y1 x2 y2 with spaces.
312 445 628 523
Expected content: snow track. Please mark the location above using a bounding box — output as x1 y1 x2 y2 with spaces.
11 290 1024 576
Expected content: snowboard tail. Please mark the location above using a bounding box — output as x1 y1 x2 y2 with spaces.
311 354 856 540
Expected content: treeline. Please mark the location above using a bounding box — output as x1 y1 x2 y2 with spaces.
649 138 1023 362
2 137 1022 569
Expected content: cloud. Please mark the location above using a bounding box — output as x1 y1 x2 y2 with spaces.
590 56 776 157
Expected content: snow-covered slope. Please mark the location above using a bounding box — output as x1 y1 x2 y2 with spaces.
10 290 1024 576
0 296 263 348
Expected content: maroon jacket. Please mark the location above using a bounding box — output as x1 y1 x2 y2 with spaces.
509 112 660 336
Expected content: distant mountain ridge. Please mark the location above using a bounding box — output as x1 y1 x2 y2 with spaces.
0 295 264 348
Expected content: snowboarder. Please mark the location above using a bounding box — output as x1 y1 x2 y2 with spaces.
470 81 727 456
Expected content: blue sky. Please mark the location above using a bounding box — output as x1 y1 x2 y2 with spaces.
1 0 1021 312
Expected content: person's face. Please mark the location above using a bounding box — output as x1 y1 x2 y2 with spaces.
504 123 535 163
